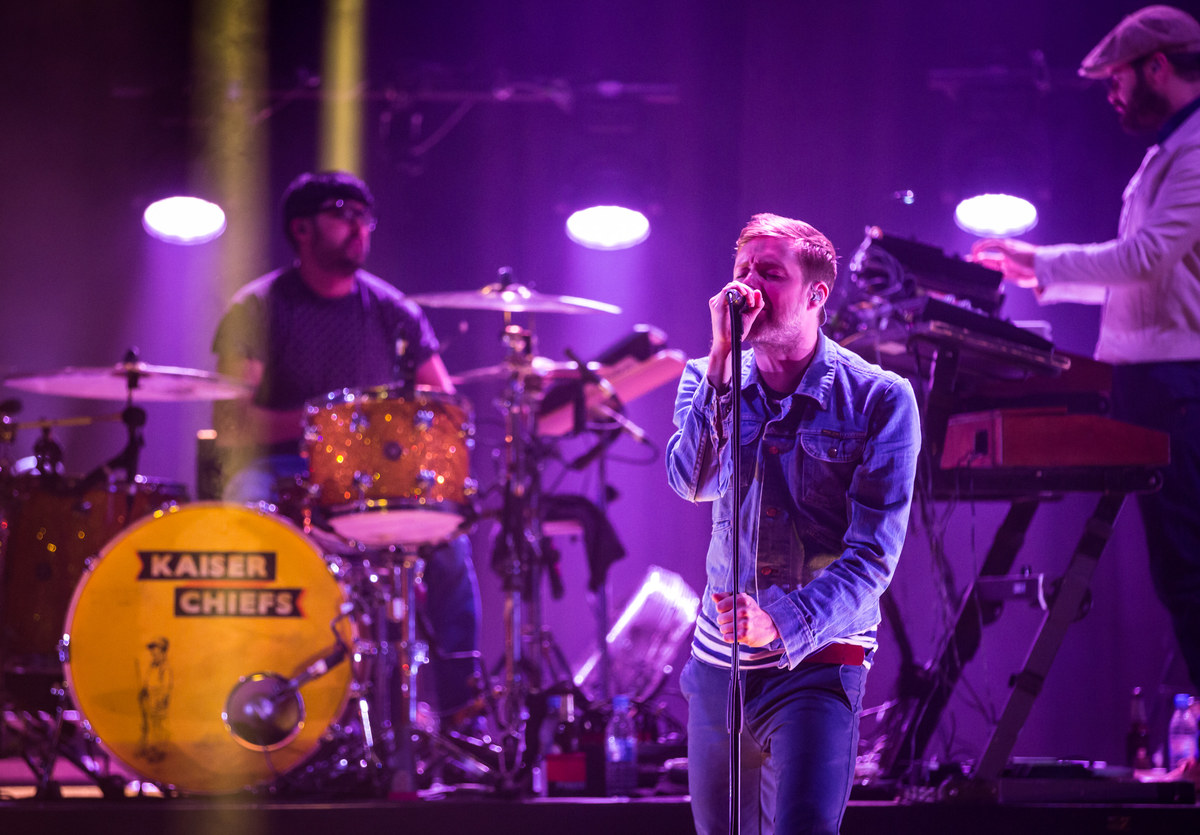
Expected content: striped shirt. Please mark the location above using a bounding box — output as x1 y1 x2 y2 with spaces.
691 612 877 671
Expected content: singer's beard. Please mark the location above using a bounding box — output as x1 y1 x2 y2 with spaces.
745 311 805 352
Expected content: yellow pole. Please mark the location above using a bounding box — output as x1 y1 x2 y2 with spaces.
192 0 270 300
320 0 367 175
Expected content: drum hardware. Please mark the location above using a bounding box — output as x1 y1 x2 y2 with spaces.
428 281 636 795
314 543 499 797
31 426 66 476
75 404 148 494
0 399 18 473
459 322 615 794
0 466 187 798
361 548 428 796
223 625 353 751
1 686 127 800
3 413 125 435
536 354 687 438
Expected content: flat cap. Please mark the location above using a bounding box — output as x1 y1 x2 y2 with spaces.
1079 5 1200 79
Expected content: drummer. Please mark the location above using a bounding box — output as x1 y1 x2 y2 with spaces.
211 170 484 738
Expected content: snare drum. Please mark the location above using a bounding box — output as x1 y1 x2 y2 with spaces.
0 475 187 690
303 385 476 546
62 503 355 794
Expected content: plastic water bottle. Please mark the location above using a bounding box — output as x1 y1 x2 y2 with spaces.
604 694 638 797
531 694 561 796
1167 693 1198 771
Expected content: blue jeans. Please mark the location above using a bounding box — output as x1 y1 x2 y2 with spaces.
680 657 866 835
1112 362 1200 693
223 454 482 715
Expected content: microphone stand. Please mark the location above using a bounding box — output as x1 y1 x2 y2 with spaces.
727 299 744 835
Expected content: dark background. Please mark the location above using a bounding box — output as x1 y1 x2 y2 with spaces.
1 0 1190 775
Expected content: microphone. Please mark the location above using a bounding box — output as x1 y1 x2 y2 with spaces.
726 290 745 309
564 348 617 400
592 402 650 445
562 347 652 450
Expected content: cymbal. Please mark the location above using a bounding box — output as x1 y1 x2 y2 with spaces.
9 412 124 430
451 355 597 385
3 362 252 402
409 281 621 315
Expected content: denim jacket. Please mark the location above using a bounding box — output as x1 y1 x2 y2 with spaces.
666 330 921 669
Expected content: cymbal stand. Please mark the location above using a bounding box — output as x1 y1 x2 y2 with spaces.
592 441 616 702
0 398 19 474
116 348 150 480
487 323 560 789
78 350 149 490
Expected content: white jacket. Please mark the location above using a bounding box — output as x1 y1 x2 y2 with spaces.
1035 102 1200 364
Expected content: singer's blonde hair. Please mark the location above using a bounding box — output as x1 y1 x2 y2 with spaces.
736 213 837 290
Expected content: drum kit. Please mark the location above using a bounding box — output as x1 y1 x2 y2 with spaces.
0 281 686 800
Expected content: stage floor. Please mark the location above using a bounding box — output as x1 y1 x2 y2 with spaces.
2 757 1200 835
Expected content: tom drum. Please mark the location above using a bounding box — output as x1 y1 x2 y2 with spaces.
303 385 476 547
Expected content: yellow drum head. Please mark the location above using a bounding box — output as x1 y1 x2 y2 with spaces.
63 502 354 794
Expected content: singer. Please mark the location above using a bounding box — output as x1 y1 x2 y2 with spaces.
666 213 921 834
211 171 484 742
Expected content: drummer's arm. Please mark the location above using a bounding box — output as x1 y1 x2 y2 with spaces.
415 354 457 396
212 355 306 448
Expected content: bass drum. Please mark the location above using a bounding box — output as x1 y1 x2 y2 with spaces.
62 503 356 794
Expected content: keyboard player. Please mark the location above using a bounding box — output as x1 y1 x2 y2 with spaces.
971 6 1200 695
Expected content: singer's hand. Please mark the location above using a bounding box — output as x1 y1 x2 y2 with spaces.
712 592 779 647
706 282 763 387
710 282 763 347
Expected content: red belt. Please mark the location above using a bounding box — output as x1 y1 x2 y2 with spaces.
800 643 865 666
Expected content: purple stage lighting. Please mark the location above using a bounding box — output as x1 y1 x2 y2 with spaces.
954 193 1038 237
565 205 650 251
142 196 227 245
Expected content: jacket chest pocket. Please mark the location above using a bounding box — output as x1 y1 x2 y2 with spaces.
736 417 766 491
800 430 864 509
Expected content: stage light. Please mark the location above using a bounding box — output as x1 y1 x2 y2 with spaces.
142 195 227 245
954 192 1038 237
560 146 658 251
565 205 650 251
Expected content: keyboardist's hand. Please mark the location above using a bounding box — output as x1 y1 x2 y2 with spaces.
970 238 1039 289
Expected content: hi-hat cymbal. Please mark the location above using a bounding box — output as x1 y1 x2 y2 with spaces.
409 281 621 315
4 362 252 402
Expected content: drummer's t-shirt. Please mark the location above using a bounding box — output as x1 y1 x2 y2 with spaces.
212 266 439 415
